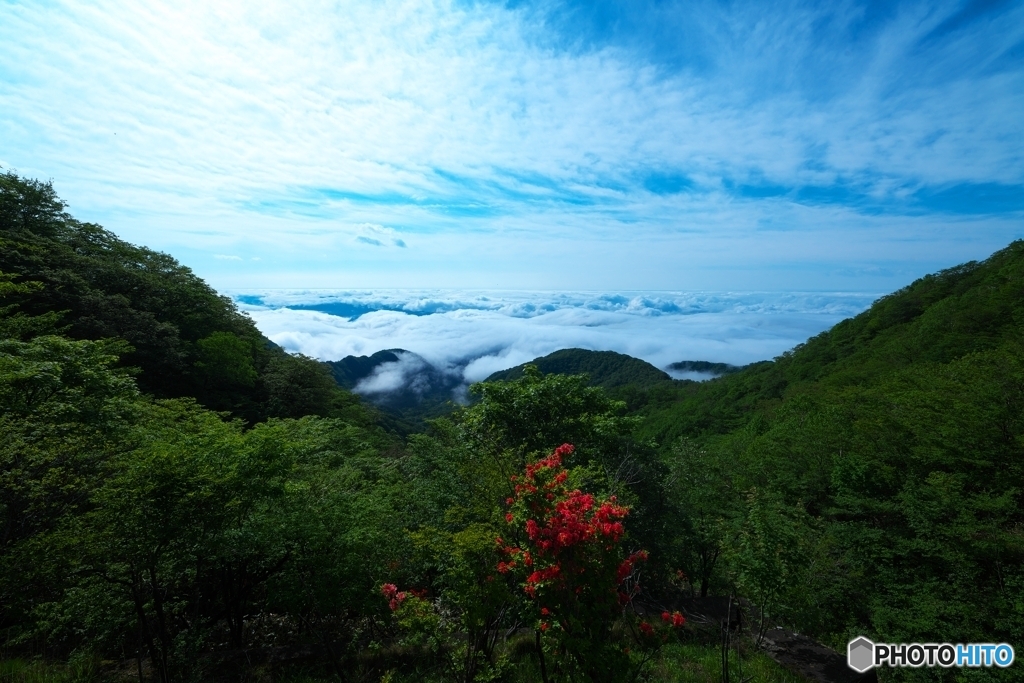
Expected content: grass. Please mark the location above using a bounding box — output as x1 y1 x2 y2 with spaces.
2 640 804 683
0 659 84 683
649 642 806 683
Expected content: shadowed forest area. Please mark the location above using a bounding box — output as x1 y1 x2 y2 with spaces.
1 171 1022 682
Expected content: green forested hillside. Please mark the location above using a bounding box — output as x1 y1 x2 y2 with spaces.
640 243 1024 444
0 172 365 425
666 361 743 376
486 348 672 388
637 242 1024 655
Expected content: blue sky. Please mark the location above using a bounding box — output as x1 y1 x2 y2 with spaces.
2 0 1022 291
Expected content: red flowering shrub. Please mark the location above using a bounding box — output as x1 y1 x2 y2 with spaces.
661 610 687 628
497 443 655 682
381 582 406 611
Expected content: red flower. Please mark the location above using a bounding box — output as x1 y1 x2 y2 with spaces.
639 622 654 636
496 443 651 632
671 611 686 628
661 611 671 622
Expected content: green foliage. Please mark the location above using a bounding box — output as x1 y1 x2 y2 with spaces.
662 438 738 598
726 489 812 644
637 241 1024 665
486 348 672 389
650 642 804 683
0 272 64 340
0 170 371 425
666 361 744 376
194 331 258 388
0 335 140 647
457 365 640 466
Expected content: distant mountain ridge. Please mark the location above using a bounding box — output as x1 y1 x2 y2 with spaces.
324 346 745 429
326 347 742 408
324 349 465 432
326 349 407 389
484 348 672 388
667 360 743 376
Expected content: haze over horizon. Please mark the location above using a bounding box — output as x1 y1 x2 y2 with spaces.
2 0 1022 293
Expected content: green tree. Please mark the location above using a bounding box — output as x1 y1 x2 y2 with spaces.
726 489 811 646
663 438 737 598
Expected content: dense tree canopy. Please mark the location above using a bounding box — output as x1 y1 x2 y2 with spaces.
0 171 362 425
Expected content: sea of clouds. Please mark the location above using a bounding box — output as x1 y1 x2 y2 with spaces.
232 290 880 389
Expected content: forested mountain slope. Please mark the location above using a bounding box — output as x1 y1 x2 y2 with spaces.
638 241 1024 444
486 348 672 388
0 171 366 424
325 349 467 433
638 241 1024 653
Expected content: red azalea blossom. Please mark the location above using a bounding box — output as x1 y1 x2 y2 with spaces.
615 550 647 583
639 622 654 636
661 611 671 622
381 584 408 611
671 611 686 628
497 443 652 653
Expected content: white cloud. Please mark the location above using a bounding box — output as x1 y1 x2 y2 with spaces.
1 0 1020 290
214 254 243 260
354 223 407 248
237 289 879 381
354 351 429 394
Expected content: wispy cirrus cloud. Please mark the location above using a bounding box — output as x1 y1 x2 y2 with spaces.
355 223 407 248
1 0 1020 291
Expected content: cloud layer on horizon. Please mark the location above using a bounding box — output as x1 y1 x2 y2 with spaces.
1 0 1022 291
235 289 879 383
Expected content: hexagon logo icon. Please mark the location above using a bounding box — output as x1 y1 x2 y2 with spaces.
848 637 875 673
